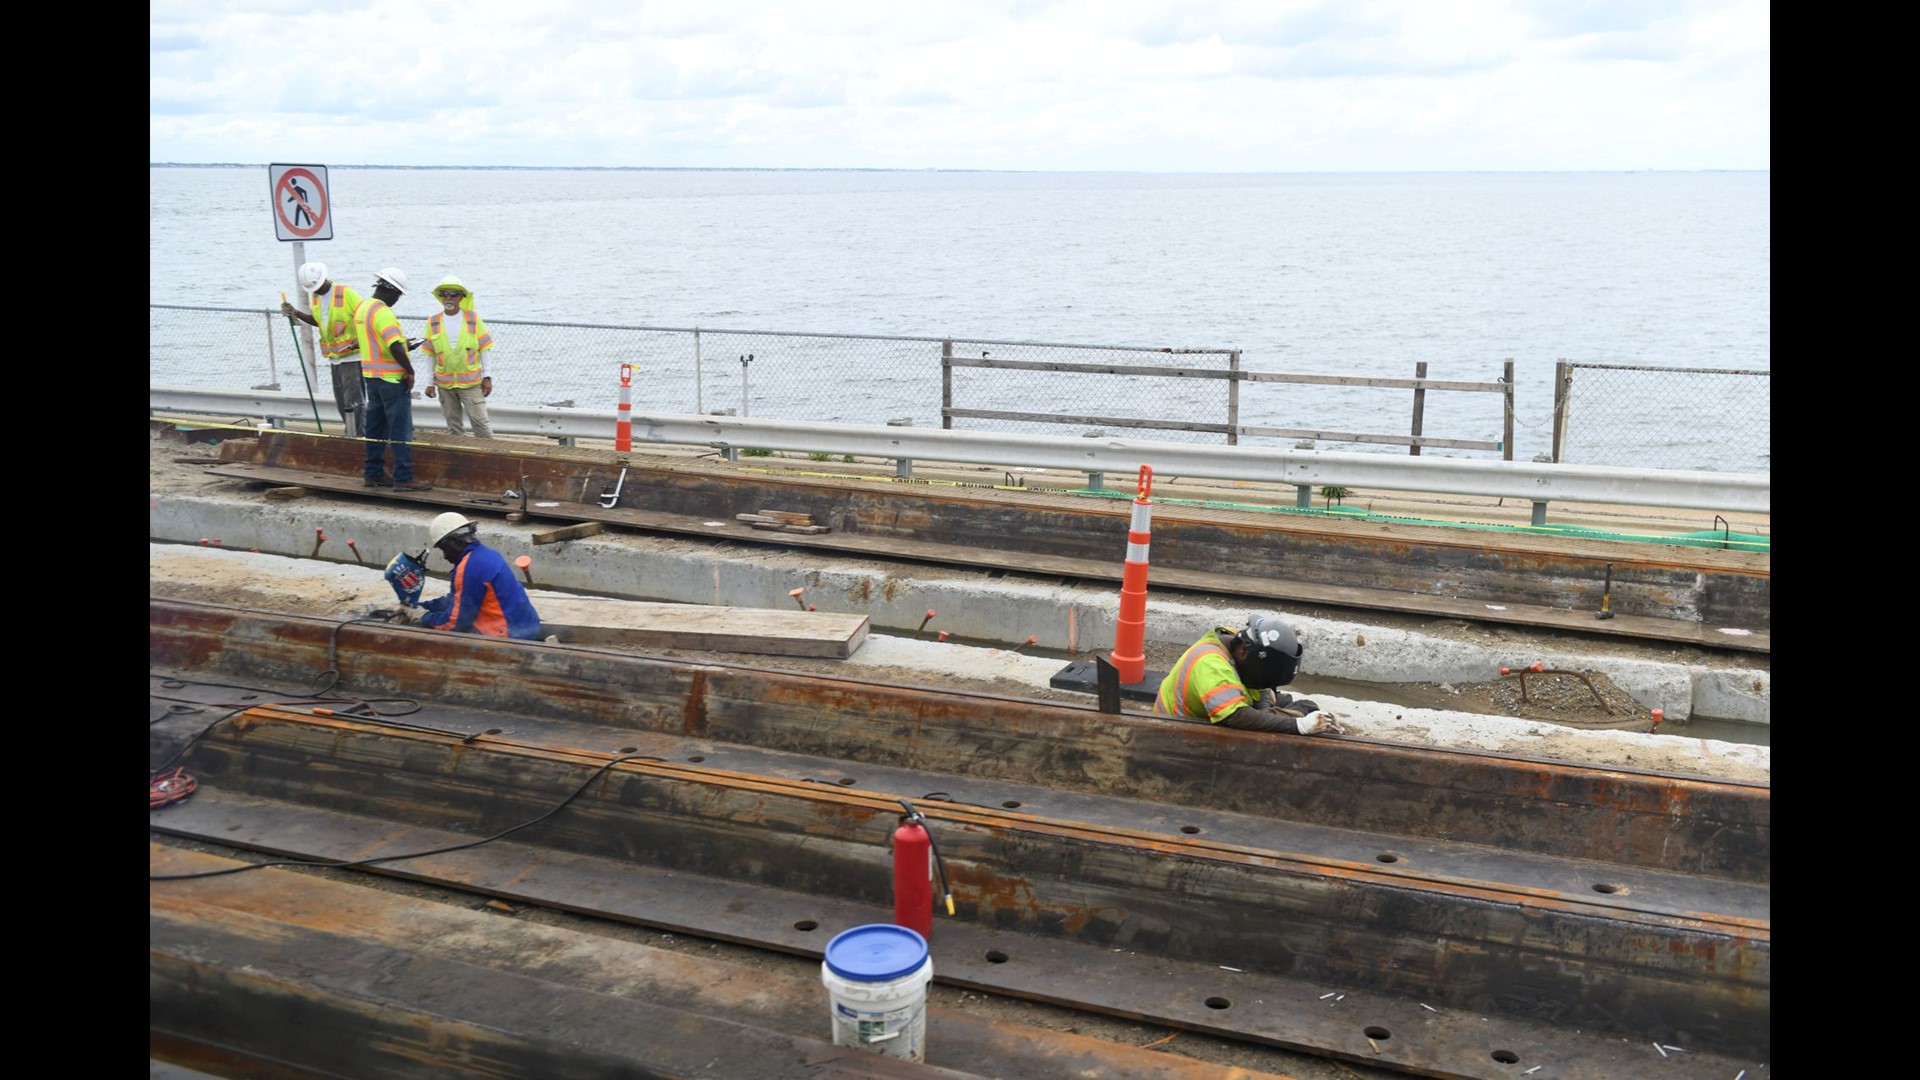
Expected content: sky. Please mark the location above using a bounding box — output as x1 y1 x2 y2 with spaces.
149 0 1769 172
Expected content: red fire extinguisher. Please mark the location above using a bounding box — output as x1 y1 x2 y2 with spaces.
893 798 953 940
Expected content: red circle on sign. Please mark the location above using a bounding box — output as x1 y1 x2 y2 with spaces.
275 168 329 238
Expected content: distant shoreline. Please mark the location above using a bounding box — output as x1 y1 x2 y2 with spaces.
150 163 1770 175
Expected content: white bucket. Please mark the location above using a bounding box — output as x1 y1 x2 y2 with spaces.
820 924 933 1062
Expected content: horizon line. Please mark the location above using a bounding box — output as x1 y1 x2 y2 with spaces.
152 162 1771 174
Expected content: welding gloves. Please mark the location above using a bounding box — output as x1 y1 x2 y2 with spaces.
1294 711 1343 736
1258 689 1323 716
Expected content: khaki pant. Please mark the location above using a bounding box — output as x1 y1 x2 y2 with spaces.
330 359 365 438
435 384 493 438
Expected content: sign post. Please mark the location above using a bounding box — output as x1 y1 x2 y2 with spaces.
269 164 333 409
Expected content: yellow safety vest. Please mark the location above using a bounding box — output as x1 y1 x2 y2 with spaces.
352 299 408 381
423 309 493 389
309 283 365 360
1154 630 1250 722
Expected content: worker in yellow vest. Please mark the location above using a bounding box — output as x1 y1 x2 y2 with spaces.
1154 615 1341 734
280 261 367 437
353 268 431 492
419 276 497 438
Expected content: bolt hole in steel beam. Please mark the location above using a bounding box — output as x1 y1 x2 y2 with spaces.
1493 1050 1520 1064
1377 852 1402 863
687 755 705 762
1365 1026 1392 1041
487 729 503 735
985 951 1009 964
1180 825 1203 834
1001 800 1022 809
619 746 638 753
1205 997 1232 1010
794 920 818 932
1593 882 1630 895
836 778 858 786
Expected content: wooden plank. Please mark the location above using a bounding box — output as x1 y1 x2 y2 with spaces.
537 597 869 658
755 510 815 524
531 521 605 545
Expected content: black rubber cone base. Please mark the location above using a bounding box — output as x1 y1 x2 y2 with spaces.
1050 659 1166 702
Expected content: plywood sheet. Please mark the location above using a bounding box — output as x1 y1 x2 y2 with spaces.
538 596 869 658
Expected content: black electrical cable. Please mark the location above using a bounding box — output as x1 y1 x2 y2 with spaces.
150 752 665 882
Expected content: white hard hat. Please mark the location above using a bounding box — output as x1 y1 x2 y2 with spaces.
433 275 468 297
297 262 329 294
428 511 475 549
375 267 409 295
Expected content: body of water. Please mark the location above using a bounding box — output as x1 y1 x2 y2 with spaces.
151 166 1769 471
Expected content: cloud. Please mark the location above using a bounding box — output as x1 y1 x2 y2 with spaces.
148 0 1769 170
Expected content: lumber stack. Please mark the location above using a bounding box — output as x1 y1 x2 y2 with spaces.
735 509 830 534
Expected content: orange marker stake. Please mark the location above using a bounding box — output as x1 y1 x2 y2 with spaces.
515 555 534 585
1012 635 1037 653
311 526 327 557
789 587 807 610
937 631 950 642
346 539 365 564
916 609 937 637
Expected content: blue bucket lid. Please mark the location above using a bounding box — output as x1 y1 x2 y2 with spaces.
824 923 928 982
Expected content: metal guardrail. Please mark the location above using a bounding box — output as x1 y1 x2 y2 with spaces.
150 385 1770 519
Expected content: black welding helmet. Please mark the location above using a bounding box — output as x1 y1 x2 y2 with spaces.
1233 614 1303 689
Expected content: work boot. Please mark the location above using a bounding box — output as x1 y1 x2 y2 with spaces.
393 480 434 492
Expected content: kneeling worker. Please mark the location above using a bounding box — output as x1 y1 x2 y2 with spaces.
1154 614 1340 734
416 512 543 640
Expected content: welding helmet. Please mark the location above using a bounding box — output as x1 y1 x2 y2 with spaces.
1233 614 1303 690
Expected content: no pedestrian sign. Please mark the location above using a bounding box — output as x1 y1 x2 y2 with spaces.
269 164 333 241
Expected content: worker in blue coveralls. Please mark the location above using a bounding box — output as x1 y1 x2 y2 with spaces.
412 512 543 640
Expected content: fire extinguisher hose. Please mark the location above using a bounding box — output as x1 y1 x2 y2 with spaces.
896 797 955 916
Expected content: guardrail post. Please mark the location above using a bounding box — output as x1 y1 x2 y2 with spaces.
1087 471 1104 490
888 415 914 476
1226 351 1240 446
941 340 953 430
1293 440 1315 507
1409 361 1427 456
1502 359 1515 461
1531 454 1552 524
260 314 283 392
1551 360 1571 464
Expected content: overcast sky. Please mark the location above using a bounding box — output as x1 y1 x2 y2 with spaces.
150 0 1769 172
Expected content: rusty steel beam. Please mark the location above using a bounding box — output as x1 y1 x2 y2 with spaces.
148 699 1767 1067
157 841 1267 1076
152 599 1770 884
206 431 1770 646
150 844 1298 1080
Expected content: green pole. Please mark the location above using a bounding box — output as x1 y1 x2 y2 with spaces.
280 293 327 434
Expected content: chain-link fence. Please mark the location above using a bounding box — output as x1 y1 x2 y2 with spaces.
152 305 1517 456
1552 362 1770 474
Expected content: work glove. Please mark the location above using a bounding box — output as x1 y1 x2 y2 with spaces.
1295 711 1343 736
425 385 438 398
